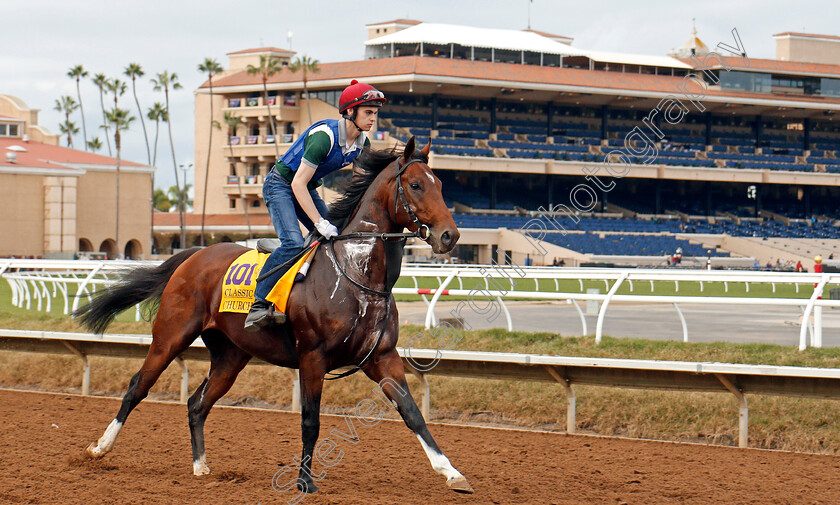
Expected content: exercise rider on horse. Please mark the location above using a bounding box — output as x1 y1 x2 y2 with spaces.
244 80 387 331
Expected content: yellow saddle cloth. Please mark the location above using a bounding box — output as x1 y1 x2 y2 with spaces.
219 246 317 314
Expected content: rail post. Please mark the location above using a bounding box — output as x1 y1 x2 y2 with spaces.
595 272 628 344
715 373 748 448
545 366 575 434
61 341 90 396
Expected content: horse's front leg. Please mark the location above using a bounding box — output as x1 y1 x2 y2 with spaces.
296 351 327 493
364 349 474 494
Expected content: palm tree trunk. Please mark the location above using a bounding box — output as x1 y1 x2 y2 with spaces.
200 78 214 246
152 119 160 166
150 117 160 255
165 88 186 249
76 78 88 150
64 111 74 148
98 89 112 156
115 129 121 257
262 80 280 160
132 77 151 165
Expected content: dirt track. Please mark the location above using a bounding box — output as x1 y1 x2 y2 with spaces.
2 389 839 505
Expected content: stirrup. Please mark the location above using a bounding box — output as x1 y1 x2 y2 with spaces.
244 301 286 331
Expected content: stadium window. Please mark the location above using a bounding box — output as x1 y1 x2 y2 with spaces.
229 198 236 209
821 78 840 97
0 123 7 136
252 200 260 208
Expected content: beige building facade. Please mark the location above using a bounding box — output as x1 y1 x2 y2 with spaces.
0 95 153 259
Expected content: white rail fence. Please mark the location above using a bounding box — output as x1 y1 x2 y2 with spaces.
3 260 840 350
4 328 840 448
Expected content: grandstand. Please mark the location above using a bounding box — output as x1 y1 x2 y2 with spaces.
191 20 840 268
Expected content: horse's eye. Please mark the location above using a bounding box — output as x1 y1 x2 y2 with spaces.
410 182 421 191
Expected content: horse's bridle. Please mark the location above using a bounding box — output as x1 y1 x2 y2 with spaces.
331 157 430 243
393 158 431 241
323 157 431 380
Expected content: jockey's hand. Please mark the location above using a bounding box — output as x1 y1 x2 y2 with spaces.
315 218 339 239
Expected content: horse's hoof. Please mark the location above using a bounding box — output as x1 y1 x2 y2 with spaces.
297 480 320 494
193 458 211 476
447 476 474 494
85 443 104 459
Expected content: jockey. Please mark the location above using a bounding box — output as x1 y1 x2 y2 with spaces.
245 80 387 331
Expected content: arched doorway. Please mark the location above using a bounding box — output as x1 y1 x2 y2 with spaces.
99 239 117 260
124 239 143 260
78 238 93 252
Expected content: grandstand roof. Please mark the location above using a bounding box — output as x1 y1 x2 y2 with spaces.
207 56 840 110
364 22 591 56
587 50 692 69
364 22 691 69
679 55 840 78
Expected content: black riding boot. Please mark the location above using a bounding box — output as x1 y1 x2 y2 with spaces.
244 299 286 331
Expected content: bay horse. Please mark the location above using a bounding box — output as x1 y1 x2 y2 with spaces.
74 138 473 494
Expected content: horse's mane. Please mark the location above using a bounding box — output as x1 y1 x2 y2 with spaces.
327 146 428 231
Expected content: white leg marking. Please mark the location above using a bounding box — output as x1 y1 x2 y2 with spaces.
416 434 464 482
193 453 211 476
87 419 123 457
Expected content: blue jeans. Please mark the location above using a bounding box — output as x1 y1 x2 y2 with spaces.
254 171 329 301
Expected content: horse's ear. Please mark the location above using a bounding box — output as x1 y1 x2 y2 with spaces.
420 140 431 157
403 136 415 162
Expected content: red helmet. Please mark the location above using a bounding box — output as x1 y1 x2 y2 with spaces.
338 80 386 114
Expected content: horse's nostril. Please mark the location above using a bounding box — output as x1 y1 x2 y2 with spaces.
441 231 451 245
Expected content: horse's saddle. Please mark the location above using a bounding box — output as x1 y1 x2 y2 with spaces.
219 242 319 315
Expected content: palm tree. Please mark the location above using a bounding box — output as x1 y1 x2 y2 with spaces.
54 96 79 147
107 78 127 109
87 137 102 153
58 119 79 147
247 54 283 159
103 107 135 255
168 183 193 213
146 102 167 167
92 73 113 156
198 57 224 246
147 101 168 252
67 65 89 150
288 55 320 124
223 111 252 239
124 63 151 165
151 71 186 249
153 188 172 212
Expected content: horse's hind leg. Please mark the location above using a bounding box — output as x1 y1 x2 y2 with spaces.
363 349 474 494
188 331 251 476
86 318 201 458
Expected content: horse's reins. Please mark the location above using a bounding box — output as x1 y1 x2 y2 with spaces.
323 157 429 380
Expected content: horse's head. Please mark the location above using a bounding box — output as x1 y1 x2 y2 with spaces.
392 137 460 254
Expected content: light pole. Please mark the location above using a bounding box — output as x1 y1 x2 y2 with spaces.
178 162 193 249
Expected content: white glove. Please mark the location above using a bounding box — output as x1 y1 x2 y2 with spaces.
315 218 339 239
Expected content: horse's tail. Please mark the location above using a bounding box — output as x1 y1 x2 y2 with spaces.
73 247 203 334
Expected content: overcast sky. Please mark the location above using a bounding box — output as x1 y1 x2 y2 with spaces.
3 0 834 190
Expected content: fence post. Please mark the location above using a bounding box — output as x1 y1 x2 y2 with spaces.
545 366 575 434
61 341 90 396
715 373 748 448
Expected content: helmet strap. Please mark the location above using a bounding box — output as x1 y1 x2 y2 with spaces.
343 109 365 134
